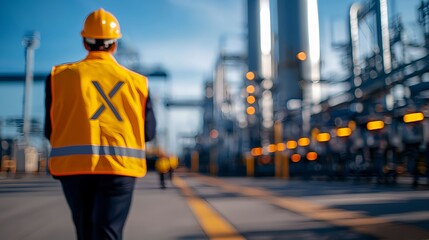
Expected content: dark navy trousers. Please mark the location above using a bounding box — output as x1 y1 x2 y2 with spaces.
59 175 136 240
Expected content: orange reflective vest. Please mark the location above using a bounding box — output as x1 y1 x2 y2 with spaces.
49 51 148 177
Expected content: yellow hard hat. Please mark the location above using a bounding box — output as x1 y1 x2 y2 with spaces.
81 8 122 39
155 157 170 174
169 156 179 170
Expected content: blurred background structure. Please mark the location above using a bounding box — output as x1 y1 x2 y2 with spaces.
0 0 429 186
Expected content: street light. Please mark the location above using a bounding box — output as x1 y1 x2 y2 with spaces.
367 120 384 131
246 95 256 104
246 85 255 94
210 129 219 139
246 71 255 81
306 151 318 161
276 142 286 151
286 140 297 149
403 112 424 123
296 51 307 61
267 144 277 153
316 132 331 142
251 147 263 156
298 137 310 147
336 127 352 137
246 106 256 115
291 154 301 162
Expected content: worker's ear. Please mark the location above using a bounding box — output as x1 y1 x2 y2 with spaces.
83 39 90 51
109 41 117 54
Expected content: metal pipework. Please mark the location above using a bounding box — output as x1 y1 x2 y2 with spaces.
349 0 392 77
377 0 392 74
350 3 362 77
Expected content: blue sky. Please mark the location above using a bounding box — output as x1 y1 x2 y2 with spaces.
0 0 421 88
0 0 423 153
0 0 244 86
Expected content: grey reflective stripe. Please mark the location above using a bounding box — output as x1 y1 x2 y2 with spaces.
91 81 124 121
51 145 145 158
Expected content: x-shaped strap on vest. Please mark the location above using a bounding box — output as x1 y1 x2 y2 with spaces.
91 80 124 121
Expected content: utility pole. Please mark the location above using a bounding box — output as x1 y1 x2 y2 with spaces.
15 32 39 174
22 32 39 144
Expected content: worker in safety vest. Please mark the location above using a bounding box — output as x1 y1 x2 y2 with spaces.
168 155 179 180
44 8 156 240
155 156 170 189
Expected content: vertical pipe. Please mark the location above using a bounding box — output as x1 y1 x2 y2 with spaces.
281 153 289 179
274 120 282 177
306 0 321 104
350 3 362 77
275 0 302 104
212 58 224 176
246 154 255 177
300 0 321 135
376 0 392 74
210 145 218 176
259 0 272 78
22 32 39 144
259 0 274 130
23 45 34 143
247 0 261 72
191 150 199 173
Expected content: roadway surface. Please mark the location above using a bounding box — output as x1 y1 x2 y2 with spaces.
0 170 429 240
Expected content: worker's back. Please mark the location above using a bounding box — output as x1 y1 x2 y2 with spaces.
49 51 149 177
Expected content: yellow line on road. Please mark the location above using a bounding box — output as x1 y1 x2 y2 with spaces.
195 175 429 240
173 177 245 240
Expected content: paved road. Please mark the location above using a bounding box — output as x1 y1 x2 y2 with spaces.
0 171 429 240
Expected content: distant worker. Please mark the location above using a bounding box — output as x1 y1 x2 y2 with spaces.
155 156 170 189
168 155 179 180
44 8 156 240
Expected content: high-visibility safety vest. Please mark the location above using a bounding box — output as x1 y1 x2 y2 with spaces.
49 51 148 177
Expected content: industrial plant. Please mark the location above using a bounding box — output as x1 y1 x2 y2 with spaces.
1 0 429 187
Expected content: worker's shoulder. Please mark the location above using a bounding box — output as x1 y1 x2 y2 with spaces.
53 60 82 72
117 64 148 81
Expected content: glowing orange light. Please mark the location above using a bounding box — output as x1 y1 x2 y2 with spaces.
276 143 286 151
210 129 219 139
306 151 318 161
267 144 277 153
403 112 424 123
286 140 297 149
291 154 301 162
296 51 307 61
311 128 320 139
336 127 352 137
348 120 357 130
247 95 256 104
316 132 330 142
246 106 256 115
251 147 263 156
246 71 255 80
298 137 310 147
246 85 255 94
367 120 384 131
